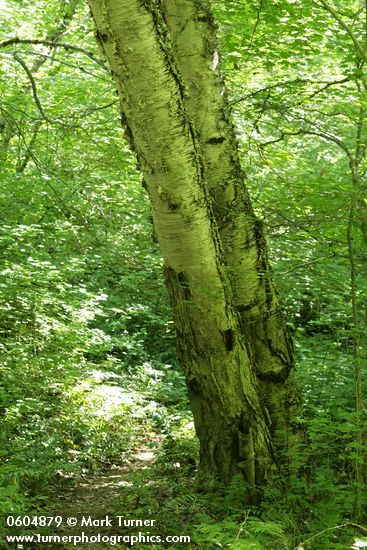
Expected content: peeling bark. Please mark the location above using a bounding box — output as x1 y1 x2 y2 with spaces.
88 0 297 486
159 0 299 442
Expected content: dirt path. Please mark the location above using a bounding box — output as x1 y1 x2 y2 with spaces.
39 448 158 549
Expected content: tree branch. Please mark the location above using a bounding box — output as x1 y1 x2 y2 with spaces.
23 51 110 82
316 0 365 59
16 120 43 173
279 258 323 275
13 54 52 123
230 77 350 106
261 126 353 162
0 37 108 70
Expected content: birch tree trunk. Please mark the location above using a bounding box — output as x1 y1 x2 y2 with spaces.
159 0 298 443
88 0 297 486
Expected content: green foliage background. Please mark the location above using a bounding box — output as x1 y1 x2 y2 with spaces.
0 0 366 548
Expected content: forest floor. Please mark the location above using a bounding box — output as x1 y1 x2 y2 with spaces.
51 447 158 549
14 445 160 550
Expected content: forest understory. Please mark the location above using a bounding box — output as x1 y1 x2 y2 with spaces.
1 0 367 549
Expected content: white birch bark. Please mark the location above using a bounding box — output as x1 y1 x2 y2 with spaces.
159 0 298 440
88 0 282 485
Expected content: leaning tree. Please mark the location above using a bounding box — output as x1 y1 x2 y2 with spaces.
88 0 299 486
